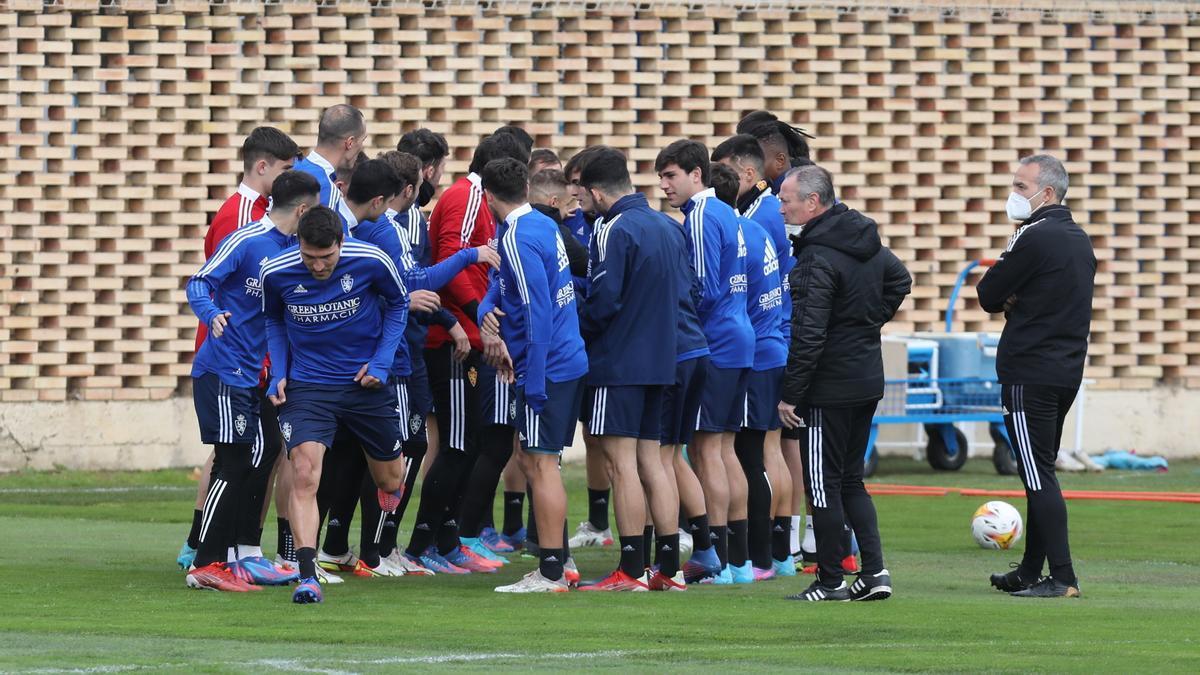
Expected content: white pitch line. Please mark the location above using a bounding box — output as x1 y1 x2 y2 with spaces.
0 486 192 495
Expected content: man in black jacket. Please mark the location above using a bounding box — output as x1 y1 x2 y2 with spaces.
777 165 911 602
977 154 1095 599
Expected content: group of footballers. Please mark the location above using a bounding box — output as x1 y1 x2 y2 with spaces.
178 104 898 602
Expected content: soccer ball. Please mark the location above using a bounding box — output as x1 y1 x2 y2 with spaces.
971 501 1023 550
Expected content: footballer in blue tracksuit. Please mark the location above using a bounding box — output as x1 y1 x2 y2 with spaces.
480 158 587 592
183 171 320 587
259 205 410 603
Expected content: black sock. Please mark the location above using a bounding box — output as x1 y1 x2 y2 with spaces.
436 511 461 557
841 523 854 560
619 535 643 579
712 525 729 568
526 487 538 546
728 519 749 567
539 547 565 582
187 509 203 549
403 449 466 558
297 547 317 580
656 533 681 577
321 445 366 557
502 491 525 536
771 516 792 563
458 426 513 539
358 472 383 569
688 514 712 551
277 517 295 562
642 525 654 570
194 443 252 568
588 488 611 531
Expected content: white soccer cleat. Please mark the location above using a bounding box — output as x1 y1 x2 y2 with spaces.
678 529 694 557
384 550 435 576
315 565 344 585
494 568 569 593
318 549 359 572
568 521 614 548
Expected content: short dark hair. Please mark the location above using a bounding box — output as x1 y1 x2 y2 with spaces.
711 134 766 174
298 206 343 248
242 127 299 173
335 151 368 184
709 163 740 208
377 150 422 192
479 157 529 204
397 128 449 167
346 159 402 205
578 147 633 195
529 168 569 201
738 110 814 163
316 104 365 147
270 170 321 212
493 125 535 153
563 145 611 181
528 148 561 172
655 139 710 186
469 133 530 175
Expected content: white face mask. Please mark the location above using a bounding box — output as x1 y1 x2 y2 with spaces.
786 224 802 237
1005 191 1046 221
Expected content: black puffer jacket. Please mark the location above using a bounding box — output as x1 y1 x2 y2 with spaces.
782 203 911 408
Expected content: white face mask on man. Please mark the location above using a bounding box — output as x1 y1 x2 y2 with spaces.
1005 190 1047 221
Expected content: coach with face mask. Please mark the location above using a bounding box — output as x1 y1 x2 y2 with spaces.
977 154 1096 599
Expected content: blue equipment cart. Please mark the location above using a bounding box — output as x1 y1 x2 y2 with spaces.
864 260 1019 477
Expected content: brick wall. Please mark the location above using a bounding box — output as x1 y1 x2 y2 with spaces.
2 0 1198 404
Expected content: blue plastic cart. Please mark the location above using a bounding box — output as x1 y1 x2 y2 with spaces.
863 260 1018 477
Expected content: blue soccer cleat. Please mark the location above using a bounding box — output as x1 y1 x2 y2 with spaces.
499 527 527 551
177 541 197 570
730 561 755 584
292 577 322 604
462 537 509 565
772 557 798 577
418 547 470 575
480 526 514 553
681 546 722 584
710 566 735 585
233 556 300 586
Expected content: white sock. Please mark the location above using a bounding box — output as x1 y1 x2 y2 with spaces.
238 545 264 560
802 516 816 553
226 546 238 563
789 515 801 554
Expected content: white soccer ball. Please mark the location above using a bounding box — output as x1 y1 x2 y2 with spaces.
971 501 1023 550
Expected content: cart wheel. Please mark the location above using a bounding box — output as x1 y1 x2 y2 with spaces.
990 426 1019 476
864 445 879 478
925 425 969 471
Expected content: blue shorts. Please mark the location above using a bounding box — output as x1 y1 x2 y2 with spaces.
405 347 433 441
661 356 708 446
193 372 260 446
479 360 518 428
583 384 664 441
518 377 585 453
277 380 408 461
742 367 784 431
696 363 749 433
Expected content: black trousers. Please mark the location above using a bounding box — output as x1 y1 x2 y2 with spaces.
1003 383 1078 585
800 402 884 585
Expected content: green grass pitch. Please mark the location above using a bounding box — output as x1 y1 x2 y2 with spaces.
1 458 1198 673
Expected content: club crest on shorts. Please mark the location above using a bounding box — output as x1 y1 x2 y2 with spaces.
281 422 292 442
467 366 478 387
340 273 354 293
234 414 247 436
409 413 422 435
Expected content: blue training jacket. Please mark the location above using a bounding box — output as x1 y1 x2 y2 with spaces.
259 240 409 391
679 188 755 369
740 186 794 341
293 151 357 234
187 216 295 389
739 216 787 371
579 193 681 386
492 204 588 410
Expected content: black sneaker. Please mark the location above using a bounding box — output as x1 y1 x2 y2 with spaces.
787 580 851 602
990 563 1038 593
849 568 892 601
1011 577 1080 598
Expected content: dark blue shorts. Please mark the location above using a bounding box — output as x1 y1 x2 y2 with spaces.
406 346 433 441
661 356 708 446
479 360 518 428
193 372 260 446
583 384 664 441
742 367 784 431
277 380 408 461
518 377 585 454
696 363 749 433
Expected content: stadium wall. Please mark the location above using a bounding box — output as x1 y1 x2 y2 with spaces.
1 0 1198 469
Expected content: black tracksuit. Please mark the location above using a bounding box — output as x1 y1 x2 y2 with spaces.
782 203 911 585
977 204 1095 586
